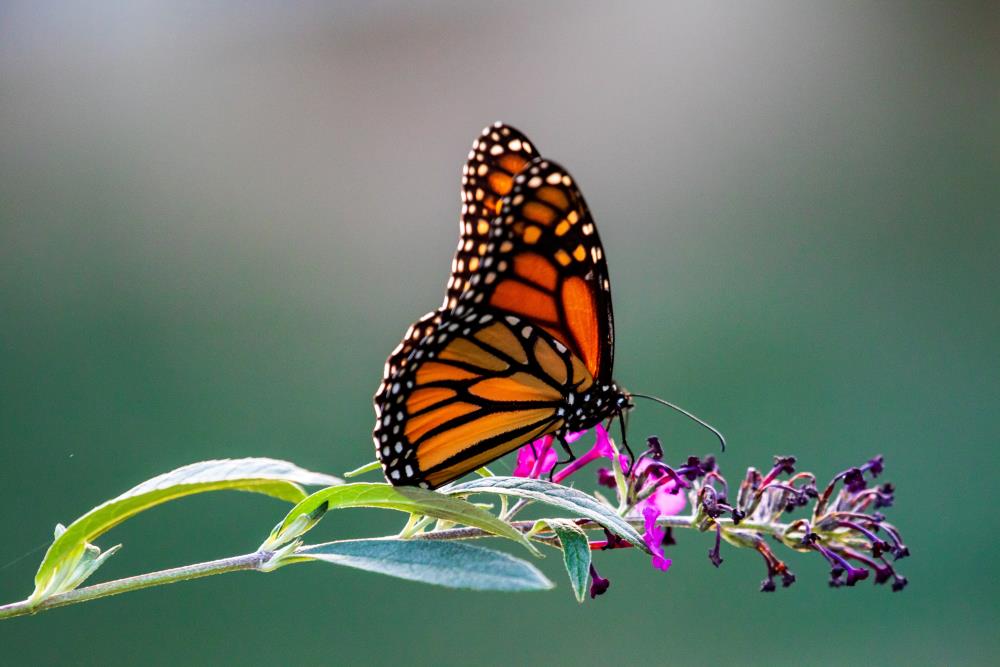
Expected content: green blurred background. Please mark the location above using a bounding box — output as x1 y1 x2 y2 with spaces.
1 2 997 664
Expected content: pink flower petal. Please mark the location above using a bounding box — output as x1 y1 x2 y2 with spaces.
512 446 536 477
513 436 557 478
592 425 614 458
643 504 672 572
649 483 687 517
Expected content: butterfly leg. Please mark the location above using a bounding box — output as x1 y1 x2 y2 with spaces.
616 410 636 476
547 435 576 482
529 441 540 460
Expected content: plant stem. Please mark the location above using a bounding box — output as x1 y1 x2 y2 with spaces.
0 551 273 621
0 515 800 621
412 515 793 544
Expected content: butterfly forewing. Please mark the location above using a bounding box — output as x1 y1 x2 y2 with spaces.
375 309 443 409
445 123 538 309
459 158 615 384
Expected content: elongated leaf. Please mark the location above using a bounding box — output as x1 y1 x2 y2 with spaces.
343 460 381 478
32 458 341 602
297 539 553 591
545 519 591 603
445 477 648 552
262 483 537 555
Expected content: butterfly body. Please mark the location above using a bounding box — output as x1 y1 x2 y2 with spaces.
374 122 625 489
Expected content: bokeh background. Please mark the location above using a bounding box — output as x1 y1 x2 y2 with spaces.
2 2 997 665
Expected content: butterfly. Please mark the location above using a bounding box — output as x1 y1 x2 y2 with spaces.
373 122 629 489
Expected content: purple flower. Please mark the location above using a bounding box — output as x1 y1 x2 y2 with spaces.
633 457 687 518
643 504 672 571
514 425 626 484
628 449 688 572
589 563 610 598
550 426 625 484
814 542 870 587
596 467 617 488
512 430 590 479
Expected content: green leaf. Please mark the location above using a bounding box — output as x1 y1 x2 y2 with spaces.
545 519 592 603
297 539 553 591
261 483 538 556
343 460 382 478
58 542 123 594
31 458 341 603
444 477 649 553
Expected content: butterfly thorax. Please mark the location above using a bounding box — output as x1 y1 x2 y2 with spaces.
560 381 629 435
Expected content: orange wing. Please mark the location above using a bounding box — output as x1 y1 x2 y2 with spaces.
443 123 537 309
374 308 594 489
375 309 442 409
381 122 536 404
374 126 620 489
458 158 615 384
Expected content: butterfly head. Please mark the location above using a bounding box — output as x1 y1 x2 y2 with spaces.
610 382 633 414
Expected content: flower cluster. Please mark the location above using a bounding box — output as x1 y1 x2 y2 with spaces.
720 454 908 592
512 429 908 597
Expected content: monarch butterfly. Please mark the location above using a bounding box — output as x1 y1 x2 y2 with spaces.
373 122 719 489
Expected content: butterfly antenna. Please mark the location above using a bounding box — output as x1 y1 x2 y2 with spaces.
0 541 49 572
627 392 727 452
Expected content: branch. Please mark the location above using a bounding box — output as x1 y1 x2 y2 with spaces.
0 448 909 619
0 514 795 621
0 551 272 621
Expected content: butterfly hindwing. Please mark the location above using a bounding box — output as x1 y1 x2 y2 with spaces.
374 306 595 489
444 123 538 309
459 158 615 384
375 309 443 407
